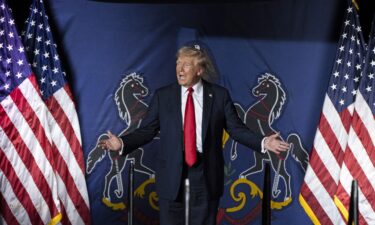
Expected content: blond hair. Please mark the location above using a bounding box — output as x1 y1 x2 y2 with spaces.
177 45 217 82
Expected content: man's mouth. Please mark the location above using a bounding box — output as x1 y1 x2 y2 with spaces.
178 75 185 80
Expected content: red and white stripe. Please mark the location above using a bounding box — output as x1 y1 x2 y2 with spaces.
0 75 61 224
335 91 375 224
42 83 91 225
299 95 350 225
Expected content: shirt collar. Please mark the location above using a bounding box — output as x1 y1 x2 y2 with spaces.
181 79 203 95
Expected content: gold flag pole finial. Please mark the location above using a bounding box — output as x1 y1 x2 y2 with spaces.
352 0 359 11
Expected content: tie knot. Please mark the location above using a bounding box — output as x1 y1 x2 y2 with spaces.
188 87 194 94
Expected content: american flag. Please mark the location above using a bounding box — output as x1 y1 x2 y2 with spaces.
0 1 62 224
21 0 91 224
334 15 375 224
299 2 365 225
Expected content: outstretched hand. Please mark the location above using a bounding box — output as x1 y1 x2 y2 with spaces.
98 131 122 151
264 133 289 154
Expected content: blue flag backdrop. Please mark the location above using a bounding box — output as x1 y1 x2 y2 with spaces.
6 0 360 224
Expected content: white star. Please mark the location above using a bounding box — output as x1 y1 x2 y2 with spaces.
17 59 23 66
33 7 38 13
8 32 14 38
6 58 12 64
40 77 46 83
18 46 24 53
342 86 347 93
5 71 10 77
369 73 374 79
4 83 10 90
38 24 44 29
53 67 59 73
32 62 37 68
366 86 372 92
34 49 40 55
16 72 22 78
356 26 362 32
344 74 349 80
0 43 3 49
371 60 375 66
51 80 57 87
349 49 353 54
355 64 361 70
351 89 357 96
36 36 42 42
331 84 337 90
42 65 48 71
347 7 353 13
351 36 355 41
344 20 350 26
6 44 13 51
347 62 351 67
30 20 36 26
9 19 15 26
339 46 344 52
45 40 51 45
333 71 339 77
339 99 345 105
373 47 375 54
336 59 342 64
342 33 347 39
27 33 33 39
54 55 59 61
0 29 4 36
43 52 50 58
354 76 360 82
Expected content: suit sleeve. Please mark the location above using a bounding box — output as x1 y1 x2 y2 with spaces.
223 89 264 152
120 91 160 155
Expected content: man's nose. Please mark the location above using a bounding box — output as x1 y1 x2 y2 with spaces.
178 64 185 72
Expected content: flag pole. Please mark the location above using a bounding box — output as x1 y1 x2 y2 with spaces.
347 180 358 225
262 163 271 225
128 161 134 225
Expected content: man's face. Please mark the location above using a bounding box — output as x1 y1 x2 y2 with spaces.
176 55 202 88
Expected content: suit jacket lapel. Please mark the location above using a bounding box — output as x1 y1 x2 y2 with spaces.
202 81 213 143
172 83 183 133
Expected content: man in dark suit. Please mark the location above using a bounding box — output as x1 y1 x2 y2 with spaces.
99 44 289 225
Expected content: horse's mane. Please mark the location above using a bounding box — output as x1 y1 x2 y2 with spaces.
114 72 143 124
258 73 286 123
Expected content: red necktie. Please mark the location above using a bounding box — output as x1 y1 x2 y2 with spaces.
184 87 197 167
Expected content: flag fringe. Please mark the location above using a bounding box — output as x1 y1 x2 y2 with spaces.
299 194 321 225
333 195 349 222
48 213 62 225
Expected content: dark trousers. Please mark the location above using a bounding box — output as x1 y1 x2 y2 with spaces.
158 153 219 225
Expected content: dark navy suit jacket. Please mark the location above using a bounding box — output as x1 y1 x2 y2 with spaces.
121 80 263 200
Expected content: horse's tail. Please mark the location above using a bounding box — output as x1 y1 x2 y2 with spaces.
86 133 110 174
287 133 309 172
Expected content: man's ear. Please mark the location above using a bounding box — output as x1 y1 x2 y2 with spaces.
197 68 204 76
